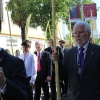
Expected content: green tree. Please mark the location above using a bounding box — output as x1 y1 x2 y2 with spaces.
7 0 93 41
7 0 31 41
94 38 100 45
30 0 93 40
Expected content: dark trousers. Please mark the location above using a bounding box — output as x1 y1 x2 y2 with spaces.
34 71 49 100
50 71 56 100
27 76 33 100
59 80 65 95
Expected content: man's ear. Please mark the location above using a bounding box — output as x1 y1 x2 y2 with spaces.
88 32 91 39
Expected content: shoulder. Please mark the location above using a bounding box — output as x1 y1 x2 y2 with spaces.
89 43 100 53
64 47 76 55
45 47 51 51
56 46 61 49
91 43 100 49
8 54 24 64
42 51 50 55
29 53 37 58
56 46 62 52
19 54 23 58
42 51 51 58
34 51 37 56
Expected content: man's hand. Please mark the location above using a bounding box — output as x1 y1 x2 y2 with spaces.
0 67 6 88
51 52 59 61
47 76 51 82
29 82 34 87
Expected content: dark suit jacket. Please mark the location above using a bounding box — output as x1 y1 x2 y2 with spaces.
45 46 63 61
34 51 52 81
63 43 100 100
45 46 63 79
0 49 32 100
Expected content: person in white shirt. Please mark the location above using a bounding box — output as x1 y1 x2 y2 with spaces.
19 40 37 87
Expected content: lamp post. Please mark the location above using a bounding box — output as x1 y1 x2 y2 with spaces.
80 0 84 20
51 0 61 100
6 3 14 55
0 0 2 33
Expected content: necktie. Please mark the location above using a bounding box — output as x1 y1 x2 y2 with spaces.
78 47 84 80
37 53 41 72
52 48 54 52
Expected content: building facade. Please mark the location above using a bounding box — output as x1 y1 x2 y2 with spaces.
0 0 45 56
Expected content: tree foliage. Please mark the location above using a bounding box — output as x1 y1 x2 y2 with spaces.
30 0 93 40
7 0 28 26
7 0 93 41
7 0 32 41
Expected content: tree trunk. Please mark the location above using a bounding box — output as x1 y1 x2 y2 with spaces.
21 25 26 42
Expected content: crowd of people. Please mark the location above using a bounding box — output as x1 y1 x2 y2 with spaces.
0 21 100 100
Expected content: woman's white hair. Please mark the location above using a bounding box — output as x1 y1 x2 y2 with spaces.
73 21 91 33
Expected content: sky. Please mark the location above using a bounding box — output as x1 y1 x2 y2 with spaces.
94 0 100 34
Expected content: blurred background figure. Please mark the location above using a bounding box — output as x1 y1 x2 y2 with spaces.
59 40 68 97
45 38 63 100
19 40 37 96
71 43 75 48
89 38 94 44
59 40 66 53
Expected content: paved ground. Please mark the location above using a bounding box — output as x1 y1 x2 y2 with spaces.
33 83 73 100
62 91 73 100
33 91 73 100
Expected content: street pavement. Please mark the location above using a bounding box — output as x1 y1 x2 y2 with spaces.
33 82 73 100
33 91 73 100
62 91 73 100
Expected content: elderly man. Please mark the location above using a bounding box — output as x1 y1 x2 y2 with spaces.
52 21 100 100
34 41 52 100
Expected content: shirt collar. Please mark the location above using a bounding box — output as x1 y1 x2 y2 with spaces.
24 52 31 55
37 50 42 54
77 41 89 53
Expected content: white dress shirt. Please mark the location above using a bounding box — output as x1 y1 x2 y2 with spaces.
77 41 89 64
37 50 43 58
19 52 37 83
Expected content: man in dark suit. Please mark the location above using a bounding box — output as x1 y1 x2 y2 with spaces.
52 21 100 100
0 48 32 100
34 41 52 100
59 40 66 54
59 40 68 96
45 38 63 100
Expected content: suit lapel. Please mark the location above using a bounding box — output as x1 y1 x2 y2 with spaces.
50 47 52 54
34 51 37 56
71 47 79 80
82 43 95 77
40 51 44 59
34 51 44 59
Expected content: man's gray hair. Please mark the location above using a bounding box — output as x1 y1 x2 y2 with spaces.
35 41 43 45
49 38 54 41
73 21 91 33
